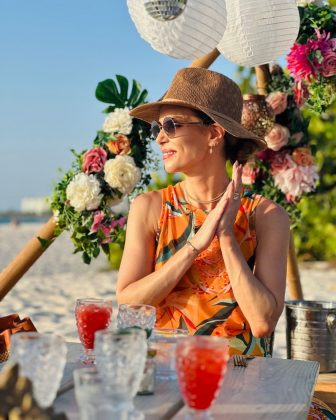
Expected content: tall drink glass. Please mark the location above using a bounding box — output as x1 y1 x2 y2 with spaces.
75 298 113 364
10 332 67 408
95 328 147 419
176 336 229 418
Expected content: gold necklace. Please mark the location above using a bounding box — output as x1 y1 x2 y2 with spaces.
185 187 227 204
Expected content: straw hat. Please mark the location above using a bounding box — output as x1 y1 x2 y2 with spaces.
129 67 267 152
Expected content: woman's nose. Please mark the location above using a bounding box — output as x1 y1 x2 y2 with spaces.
155 129 168 145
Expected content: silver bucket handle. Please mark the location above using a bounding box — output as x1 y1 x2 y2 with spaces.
326 313 336 334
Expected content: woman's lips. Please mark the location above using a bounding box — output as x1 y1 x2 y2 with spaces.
162 150 176 160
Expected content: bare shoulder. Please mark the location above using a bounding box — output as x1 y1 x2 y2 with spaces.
129 190 162 231
255 197 290 231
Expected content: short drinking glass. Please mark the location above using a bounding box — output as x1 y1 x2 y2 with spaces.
176 336 229 418
117 304 156 337
74 367 128 420
10 332 67 408
75 298 113 364
151 328 188 380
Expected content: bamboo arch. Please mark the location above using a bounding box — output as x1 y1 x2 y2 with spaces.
0 49 303 301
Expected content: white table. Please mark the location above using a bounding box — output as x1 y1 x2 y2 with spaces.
54 343 319 420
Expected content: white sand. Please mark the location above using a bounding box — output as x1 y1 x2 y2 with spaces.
0 223 335 358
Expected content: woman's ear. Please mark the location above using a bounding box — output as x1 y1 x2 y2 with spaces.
208 123 226 147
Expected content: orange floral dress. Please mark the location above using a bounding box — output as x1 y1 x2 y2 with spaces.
154 183 272 357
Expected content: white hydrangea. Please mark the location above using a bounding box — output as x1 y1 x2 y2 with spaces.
296 0 326 7
66 173 102 212
104 156 141 194
102 107 133 135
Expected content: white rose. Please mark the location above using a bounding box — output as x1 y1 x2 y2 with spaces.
104 156 141 194
102 107 133 135
296 0 326 6
66 173 102 212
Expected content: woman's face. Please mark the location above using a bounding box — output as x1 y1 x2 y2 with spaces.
155 105 214 174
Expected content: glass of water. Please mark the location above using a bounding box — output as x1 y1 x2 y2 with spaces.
74 367 128 420
150 328 188 380
94 328 147 419
117 304 156 338
10 332 67 408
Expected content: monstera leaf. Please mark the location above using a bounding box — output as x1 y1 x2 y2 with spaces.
96 75 148 112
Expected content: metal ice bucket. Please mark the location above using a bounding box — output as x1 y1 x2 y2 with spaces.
286 300 336 372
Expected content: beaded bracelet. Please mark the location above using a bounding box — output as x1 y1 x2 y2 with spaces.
186 240 200 255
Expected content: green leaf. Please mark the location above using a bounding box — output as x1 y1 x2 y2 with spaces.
82 252 91 265
133 89 148 107
95 79 124 107
129 80 142 106
37 236 52 250
116 75 129 101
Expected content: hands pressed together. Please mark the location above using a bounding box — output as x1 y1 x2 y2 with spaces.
190 162 243 253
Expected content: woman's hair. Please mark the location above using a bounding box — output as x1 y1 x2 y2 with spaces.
193 109 258 164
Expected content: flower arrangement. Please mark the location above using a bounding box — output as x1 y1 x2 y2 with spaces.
50 75 157 263
287 1 336 113
241 65 319 225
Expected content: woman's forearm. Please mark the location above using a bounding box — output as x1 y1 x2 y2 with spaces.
219 234 279 337
117 242 198 306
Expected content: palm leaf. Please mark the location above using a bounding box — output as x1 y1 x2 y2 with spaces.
133 89 148 107
95 79 124 107
116 75 129 102
129 80 142 106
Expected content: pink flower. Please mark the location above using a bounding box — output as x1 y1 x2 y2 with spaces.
270 152 291 175
111 216 127 229
83 147 107 174
90 212 126 244
273 156 319 201
242 160 259 185
287 43 317 81
91 211 111 238
294 81 309 108
264 124 290 152
266 92 288 115
321 50 336 77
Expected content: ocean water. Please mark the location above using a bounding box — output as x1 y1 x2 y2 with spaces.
0 216 50 224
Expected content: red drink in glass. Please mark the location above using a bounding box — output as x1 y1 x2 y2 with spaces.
75 298 112 364
176 336 229 415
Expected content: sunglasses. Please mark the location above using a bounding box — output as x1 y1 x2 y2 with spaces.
150 116 210 140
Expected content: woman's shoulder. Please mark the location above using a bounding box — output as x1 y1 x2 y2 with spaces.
254 196 290 228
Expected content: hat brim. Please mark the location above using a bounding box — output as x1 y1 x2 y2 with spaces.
129 98 267 151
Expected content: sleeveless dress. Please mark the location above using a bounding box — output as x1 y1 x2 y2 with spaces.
154 183 272 357
153 183 336 419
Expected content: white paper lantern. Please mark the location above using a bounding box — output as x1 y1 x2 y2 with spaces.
127 0 227 60
217 0 300 67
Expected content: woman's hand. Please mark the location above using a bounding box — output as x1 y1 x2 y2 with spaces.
216 161 243 238
189 191 230 253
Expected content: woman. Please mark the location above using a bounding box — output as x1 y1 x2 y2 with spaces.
116 67 289 357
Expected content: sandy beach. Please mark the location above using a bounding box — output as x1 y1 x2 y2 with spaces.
0 223 335 358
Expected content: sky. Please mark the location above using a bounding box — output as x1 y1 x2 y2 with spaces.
0 0 237 211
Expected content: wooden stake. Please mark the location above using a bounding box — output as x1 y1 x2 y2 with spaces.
0 217 57 301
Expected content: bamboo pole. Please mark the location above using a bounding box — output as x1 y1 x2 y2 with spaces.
0 217 57 301
287 231 303 300
255 64 303 301
189 48 221 69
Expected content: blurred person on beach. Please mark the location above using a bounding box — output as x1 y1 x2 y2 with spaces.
117 67 290 358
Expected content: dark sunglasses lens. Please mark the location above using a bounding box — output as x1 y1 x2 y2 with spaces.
162 118 176 137
150 121 160 139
